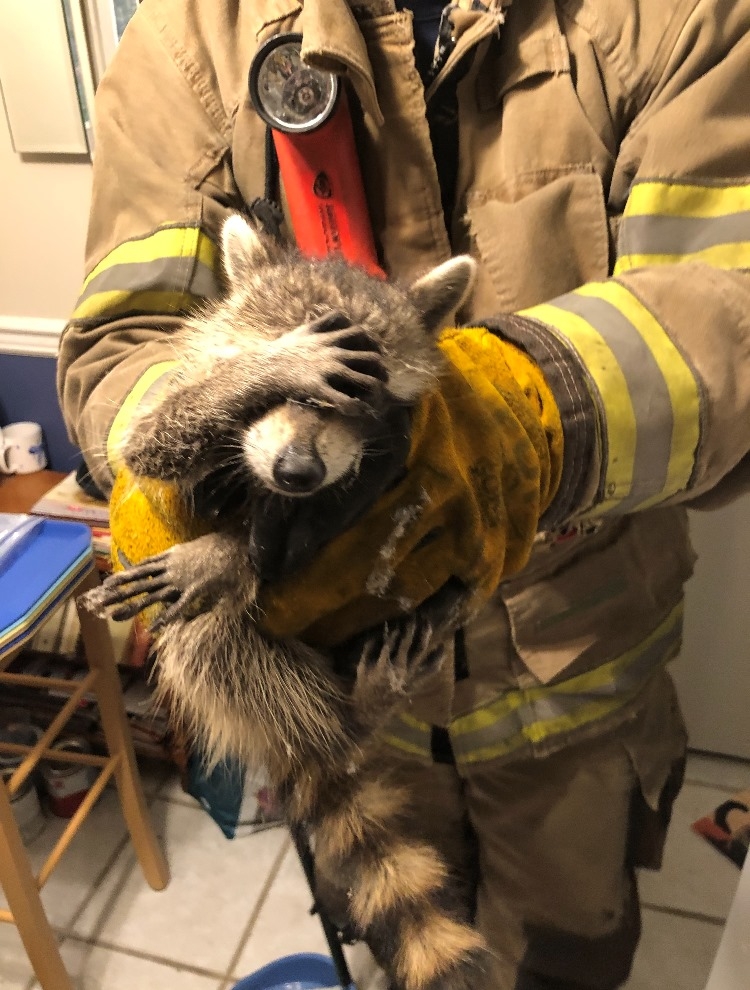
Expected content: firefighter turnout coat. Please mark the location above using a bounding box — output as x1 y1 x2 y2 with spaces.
58 0 750 775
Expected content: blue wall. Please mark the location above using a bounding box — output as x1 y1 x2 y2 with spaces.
0 354 82 473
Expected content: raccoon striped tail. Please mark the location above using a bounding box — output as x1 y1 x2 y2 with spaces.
306 772 491 990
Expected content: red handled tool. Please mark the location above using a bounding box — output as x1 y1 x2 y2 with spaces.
249 33 384 278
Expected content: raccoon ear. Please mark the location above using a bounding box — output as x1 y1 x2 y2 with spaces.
221 213 275 283
407 256 477 335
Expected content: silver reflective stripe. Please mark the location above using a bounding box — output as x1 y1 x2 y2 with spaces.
75 257 217 307
553 293 673 513
522 282 701 513
449 606 682 765
620 211 750 258
71 225 220 322
381 713 432 760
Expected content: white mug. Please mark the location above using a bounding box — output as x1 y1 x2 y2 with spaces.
0 422 48 475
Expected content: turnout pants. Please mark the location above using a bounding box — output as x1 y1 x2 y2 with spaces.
318 669 687 990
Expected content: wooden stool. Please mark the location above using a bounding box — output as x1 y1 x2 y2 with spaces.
0 517 169 990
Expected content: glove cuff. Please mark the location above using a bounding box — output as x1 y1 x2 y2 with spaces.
483 314 600 529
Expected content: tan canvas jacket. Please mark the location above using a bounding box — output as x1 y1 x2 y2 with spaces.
58 0 750 761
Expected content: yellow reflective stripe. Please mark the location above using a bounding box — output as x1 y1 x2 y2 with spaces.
520 299 637 509
73 289 200 322
106 362 179 474
449 688 524 735
83 226 216 291
381 711 432 759
615 241 750 275
449 602 684 765
457 691 644 765
454 727 529 765
73 226 219 322
574 282 700 504
380 733 432 759
625 181 750 220
616 180 750 273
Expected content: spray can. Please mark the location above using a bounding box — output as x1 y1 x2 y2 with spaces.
42 737 97 818
0 724 46 842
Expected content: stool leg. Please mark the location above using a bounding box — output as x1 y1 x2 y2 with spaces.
75 569 170 891
0 779 74 990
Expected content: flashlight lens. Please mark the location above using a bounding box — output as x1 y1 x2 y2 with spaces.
255 40 338 132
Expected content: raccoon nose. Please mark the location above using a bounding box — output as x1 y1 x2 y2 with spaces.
273 448 327 494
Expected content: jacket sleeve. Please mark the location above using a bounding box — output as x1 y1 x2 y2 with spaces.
57 1 245 494
490 0 750 524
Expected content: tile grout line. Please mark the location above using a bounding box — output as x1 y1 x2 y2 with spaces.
683 775 750 794
688 749 750 767
15 773 168 990
641 901 728 928
60 823 149 946
60 930 230 981
220 833 293 985
65 831 142 948
65 765 180 945
39 897 726 989
62 831 131 936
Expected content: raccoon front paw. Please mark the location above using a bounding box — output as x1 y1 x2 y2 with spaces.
280 311 389 415
80 534 246 631
80 550 182 623
353 615 446 713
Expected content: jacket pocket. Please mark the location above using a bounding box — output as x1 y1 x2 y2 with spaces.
624 671 688 870
466 168 610 314
500 509 697 685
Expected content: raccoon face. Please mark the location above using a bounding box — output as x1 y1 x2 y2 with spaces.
243 401 364 496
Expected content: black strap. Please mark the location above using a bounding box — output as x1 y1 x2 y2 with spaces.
246 126 285 240
454 627 470 681
431 725 456 764
264 124 280 204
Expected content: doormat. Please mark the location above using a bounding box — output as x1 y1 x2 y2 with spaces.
692 788 750 869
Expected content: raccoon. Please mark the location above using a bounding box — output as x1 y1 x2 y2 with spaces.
83 214 491 990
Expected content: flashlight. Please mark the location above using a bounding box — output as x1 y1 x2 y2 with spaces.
249 34 383 277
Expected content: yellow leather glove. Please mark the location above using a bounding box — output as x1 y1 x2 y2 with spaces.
105 328 563 647
259 327 563 645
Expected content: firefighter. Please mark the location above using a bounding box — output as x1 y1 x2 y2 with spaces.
58 1 750 986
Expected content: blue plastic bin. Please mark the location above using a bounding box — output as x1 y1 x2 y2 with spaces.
231 953 355 990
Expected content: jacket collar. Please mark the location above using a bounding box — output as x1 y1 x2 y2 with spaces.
300 0 385 125
296 0 510 125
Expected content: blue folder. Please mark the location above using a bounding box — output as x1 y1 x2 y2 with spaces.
0 514 93 658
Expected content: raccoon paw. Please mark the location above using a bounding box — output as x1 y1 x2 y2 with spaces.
79 551 182 622
81 534 246 630
353 615 446 712
280 311 389 415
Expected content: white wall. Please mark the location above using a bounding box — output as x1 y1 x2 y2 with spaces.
674 501 750 760
0 102 92 349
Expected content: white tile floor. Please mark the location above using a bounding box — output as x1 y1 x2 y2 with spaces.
1 751 747 990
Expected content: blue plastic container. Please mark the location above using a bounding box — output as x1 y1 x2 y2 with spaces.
231 953 355 990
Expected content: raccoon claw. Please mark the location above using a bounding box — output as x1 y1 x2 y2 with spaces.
81 535 241 627
289 312 389 414
354 615 445 710
324 364 388 407
80 553 182 621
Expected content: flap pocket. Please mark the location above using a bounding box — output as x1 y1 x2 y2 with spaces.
623 672 688 869
477 33 570 108
501 510 697 685
466 169 610 313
